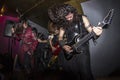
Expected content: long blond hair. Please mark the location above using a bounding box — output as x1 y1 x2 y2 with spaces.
48 21 59 34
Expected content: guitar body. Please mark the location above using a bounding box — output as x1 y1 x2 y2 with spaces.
63 35 81 60
63 49 77 60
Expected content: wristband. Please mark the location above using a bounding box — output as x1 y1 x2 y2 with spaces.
59 40 66 47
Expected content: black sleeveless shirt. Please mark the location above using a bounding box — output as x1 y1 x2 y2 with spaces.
65 15 89 52
65 15 88 42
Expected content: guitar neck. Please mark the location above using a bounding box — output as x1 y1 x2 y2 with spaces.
73 31 95 50
73 22 107 50
98 22 107 29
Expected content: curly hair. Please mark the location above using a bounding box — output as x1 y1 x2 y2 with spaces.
48 4 80 28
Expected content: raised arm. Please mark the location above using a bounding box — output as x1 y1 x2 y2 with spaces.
82 15 103 36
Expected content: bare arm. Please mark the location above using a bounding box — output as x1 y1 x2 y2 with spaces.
58 28 65 41
48 34 57 52
82 15 103 36
49 36 54 48
58 28 73 53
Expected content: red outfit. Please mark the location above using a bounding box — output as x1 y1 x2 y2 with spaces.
16 27 38 64
21 27 38 54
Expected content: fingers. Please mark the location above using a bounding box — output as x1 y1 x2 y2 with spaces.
93 27 103 36
63 45 73 53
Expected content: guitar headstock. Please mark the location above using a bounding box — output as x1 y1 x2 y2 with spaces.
98 9 114 29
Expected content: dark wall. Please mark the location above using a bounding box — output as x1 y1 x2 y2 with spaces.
81 0 120 77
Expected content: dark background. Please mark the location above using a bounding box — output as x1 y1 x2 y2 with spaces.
81 0 120 77
0 0 120 78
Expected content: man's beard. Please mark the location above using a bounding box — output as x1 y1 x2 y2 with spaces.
65 18 75 28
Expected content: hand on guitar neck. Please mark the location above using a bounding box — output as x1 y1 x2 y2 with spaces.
92 26 103 36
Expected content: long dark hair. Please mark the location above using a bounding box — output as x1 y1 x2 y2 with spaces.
14 18 30 34
48 4 80 29
14 23 24 34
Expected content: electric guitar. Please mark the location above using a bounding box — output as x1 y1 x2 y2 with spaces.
64 9 114 60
